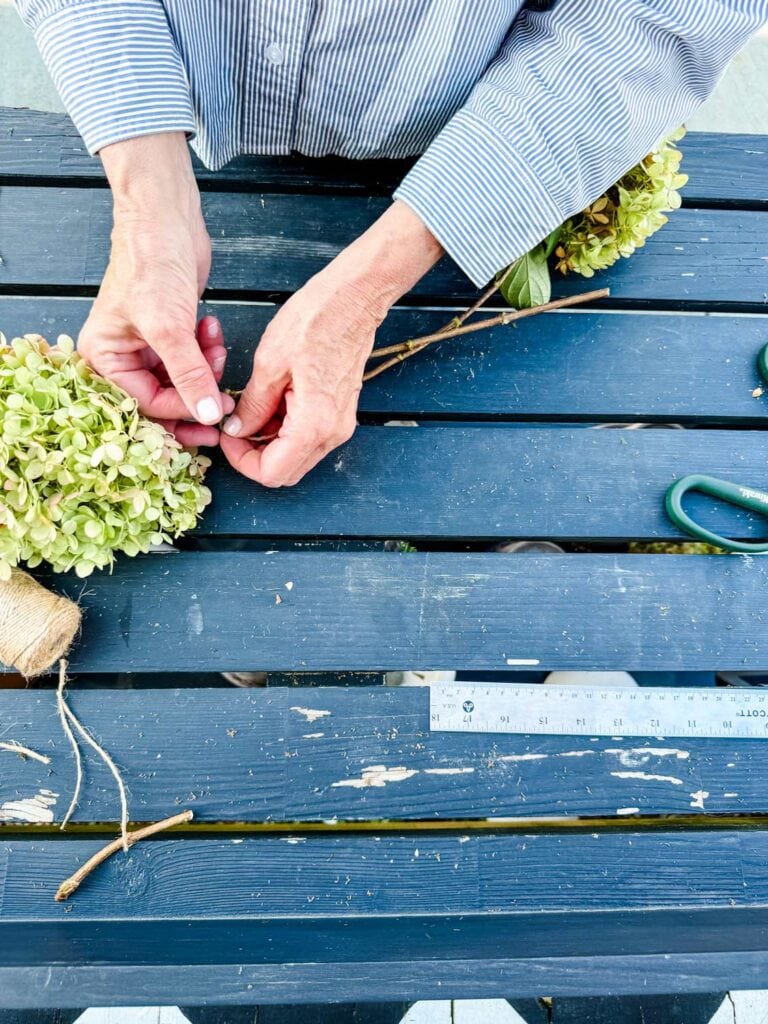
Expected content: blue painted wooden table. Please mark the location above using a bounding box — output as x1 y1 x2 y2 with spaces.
1 109 768 1010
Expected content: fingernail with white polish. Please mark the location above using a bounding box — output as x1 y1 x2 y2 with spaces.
196 397 221 424
206 319 221 339
212 355 226 374
223 415 242 437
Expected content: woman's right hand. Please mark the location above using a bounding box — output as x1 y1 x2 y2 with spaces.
77 132 234 446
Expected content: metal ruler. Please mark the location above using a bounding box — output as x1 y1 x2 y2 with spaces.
429 683 768 739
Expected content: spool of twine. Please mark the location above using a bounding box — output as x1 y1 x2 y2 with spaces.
0 569 81 677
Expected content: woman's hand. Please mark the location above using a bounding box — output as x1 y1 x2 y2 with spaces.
221 200 443 486
78 133 234 447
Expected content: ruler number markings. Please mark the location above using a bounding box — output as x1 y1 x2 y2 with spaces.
429 683 768 739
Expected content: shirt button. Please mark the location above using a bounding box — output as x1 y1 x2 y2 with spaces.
266 43 285 66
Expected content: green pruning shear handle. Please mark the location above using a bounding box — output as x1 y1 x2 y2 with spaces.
663 344 768 552
666 474 768 553
758 341 768 385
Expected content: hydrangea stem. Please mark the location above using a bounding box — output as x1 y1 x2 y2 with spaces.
55 810 194 901
363 287 609 382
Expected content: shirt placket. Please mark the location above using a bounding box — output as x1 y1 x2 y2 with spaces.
245 0 314 155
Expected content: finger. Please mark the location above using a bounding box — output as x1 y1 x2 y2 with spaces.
113 345 234 419
197 316 228 382
148 326 224 425
220 433 267 482
146 350 234 415
124 370 231 423
108 366 197 421
262 395 357 487
157 419 221 447
260 434 329 487
222 360 288 439
220 398 296 484
78 326 193 421
225 391 354 487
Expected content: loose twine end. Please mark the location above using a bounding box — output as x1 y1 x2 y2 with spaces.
57 659 129 851
0 576 195 902
53 659 195 901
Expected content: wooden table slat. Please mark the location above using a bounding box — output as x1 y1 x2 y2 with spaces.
3 299 767 422
1 188 767 307
3 833 768 1003
196 426 768 540
14 552 768 673
0 687 764 823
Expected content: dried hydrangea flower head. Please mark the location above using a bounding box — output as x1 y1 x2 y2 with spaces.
0 333 211 580
555 127 688 277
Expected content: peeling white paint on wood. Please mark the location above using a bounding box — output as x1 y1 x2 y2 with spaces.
185 601 204 636
210 236 341 260
302 732 325 739
604 746 690 767
616 806 640 815
332 765 419 788
610 770 684 786
498 753 548 762
0 787 58 823
424 767 475 776
690 789 710 809
290 706 331 723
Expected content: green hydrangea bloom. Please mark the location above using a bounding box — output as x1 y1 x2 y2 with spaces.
628 540 725 555
554 127 688 277
0 333 212 580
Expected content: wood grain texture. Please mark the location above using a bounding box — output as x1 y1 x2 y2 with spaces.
0 687 766 823
195 426 768 541
2 298 768 423
20 552 768 673
2 110 765 207
679 133 768 207
1 187 767 307
1 954 764 1008
4 833 768 1004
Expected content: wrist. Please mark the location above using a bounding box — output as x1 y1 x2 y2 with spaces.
326 199 444 319
101 132 201 224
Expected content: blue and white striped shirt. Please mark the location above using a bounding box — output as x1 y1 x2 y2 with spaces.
15 0 768 285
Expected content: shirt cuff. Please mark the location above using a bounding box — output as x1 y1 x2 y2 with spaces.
394 109 564 287
31 0 196 155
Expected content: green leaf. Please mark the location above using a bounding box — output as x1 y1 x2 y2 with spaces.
499 244 552 309
544 227 561 258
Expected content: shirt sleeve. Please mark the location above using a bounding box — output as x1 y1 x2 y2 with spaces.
394 0 768 287
14 0 195 155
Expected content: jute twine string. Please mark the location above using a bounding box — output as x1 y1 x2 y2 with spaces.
0 569 81 676
0 570 191 899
